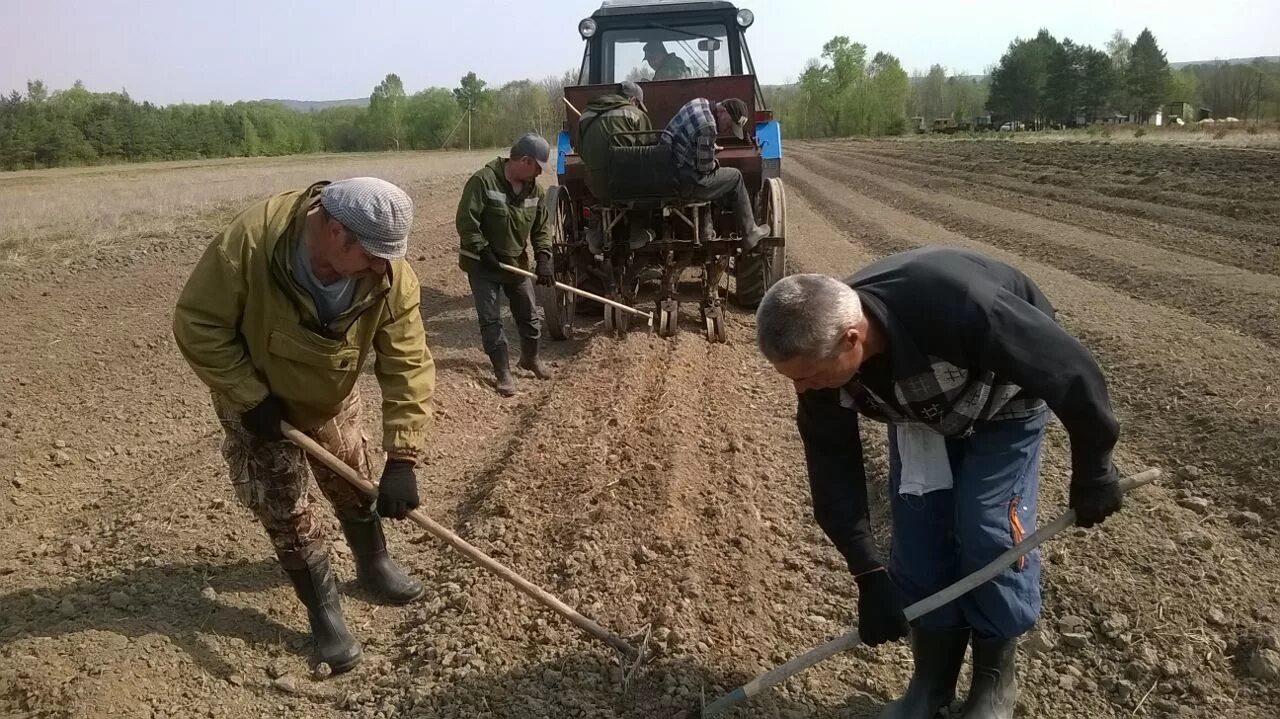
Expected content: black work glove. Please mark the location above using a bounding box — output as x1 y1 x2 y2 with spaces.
377 458 420 519
479 246 502 272
535 251 555 287
240 394 284 441
1070 463 1123 528
854 568 910 646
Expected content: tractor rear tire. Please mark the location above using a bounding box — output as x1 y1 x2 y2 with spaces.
732 178 787 309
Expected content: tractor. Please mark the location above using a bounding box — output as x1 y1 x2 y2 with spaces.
540 0 786 343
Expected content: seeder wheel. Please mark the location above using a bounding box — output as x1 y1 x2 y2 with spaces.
657 299 679 337
702 306 727 343
603 304 632 335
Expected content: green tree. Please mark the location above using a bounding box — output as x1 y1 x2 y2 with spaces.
1078 46 1116 123
1105 30 1133 114
798 36 867 135
868 52 909 134
452 72 490 150
1168 67 1200 105
369 73 407 150
406 88 462 149
987 32 1055 126
1127 29 1169 123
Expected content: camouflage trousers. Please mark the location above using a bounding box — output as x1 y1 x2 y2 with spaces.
212 389 374 567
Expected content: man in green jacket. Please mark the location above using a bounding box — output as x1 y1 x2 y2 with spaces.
173 177 435 675
644 41 692 81
578 81 658 251
578 80 653 200
456 133 555 397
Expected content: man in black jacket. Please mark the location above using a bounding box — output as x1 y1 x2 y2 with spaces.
755 247 1123 719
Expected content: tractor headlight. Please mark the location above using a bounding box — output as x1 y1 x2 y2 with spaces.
578 18 598 38
736 9 754 28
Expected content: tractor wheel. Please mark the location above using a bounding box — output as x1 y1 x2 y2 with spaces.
732 177 787 309
537 186 578 341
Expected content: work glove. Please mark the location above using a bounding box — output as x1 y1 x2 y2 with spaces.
479 246 503 272
535 251 555 287
1070 463 1123 528
240 394 284 441
377 458 420 520
854 568 910 646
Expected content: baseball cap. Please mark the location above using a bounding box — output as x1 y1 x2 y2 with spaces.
643 40 667 56
721 98 750 140
619 80 647 113
510 133 552 172
319 177 414 260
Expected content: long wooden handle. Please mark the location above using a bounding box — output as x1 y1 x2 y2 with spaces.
702 468 1162 716
460 249 654 322
281 422 639 658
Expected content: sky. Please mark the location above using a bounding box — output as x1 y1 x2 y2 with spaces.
2 0 1277 105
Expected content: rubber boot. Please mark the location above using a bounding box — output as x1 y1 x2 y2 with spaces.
877 627 971 718
280 548 362 674
340 512 425 605
959 634 1019 719
517 338 553 379
488 346 516 396
740 223 771 252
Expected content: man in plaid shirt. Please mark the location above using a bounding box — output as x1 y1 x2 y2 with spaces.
661 96 770 250
755 247 1124 719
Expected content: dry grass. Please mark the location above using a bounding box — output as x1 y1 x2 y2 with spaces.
0 150 499 275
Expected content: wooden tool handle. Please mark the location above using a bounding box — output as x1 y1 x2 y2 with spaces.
459 249 653 321
281 423 638 658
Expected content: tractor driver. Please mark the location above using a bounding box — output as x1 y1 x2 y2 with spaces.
643 41 692 81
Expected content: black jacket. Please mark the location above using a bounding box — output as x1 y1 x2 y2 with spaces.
798 247 1119 574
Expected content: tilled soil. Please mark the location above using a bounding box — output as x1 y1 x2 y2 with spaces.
2 141 1279 718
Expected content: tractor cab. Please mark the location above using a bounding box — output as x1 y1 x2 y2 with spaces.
576 0 762 94
558 0 780 182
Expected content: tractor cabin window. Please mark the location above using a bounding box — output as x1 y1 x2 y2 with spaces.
602 25 735 83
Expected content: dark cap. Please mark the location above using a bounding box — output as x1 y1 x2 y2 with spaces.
510 133 551 172
720 98 750 140
619 80 647 112
642 40 667 56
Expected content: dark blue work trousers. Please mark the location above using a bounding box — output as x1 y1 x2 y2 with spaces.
886 409 1048 639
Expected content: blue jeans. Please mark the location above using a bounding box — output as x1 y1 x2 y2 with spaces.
886 410 1047 638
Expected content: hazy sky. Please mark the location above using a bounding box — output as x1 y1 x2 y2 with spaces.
3 0 1276 104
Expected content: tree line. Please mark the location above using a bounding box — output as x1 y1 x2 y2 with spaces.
4 31 1277 170
987 28 1279 127
770 36 911 138
0 71 574 171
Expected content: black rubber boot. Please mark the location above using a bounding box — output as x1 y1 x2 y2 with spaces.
488 346 516 396
959 633 1019 719
877 626 971 718
340 512 425 605
280 548 362 674
517 338 553 380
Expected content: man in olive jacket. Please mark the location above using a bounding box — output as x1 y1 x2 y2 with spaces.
578 80 653 200
173 177 435 674
456 133 555 396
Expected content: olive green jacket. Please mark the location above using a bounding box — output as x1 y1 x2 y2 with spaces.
579 93 655 199
173 183 435 458
455 158 552 283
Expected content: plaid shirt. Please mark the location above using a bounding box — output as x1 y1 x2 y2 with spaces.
662 98 718 175
840 360 1046 437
